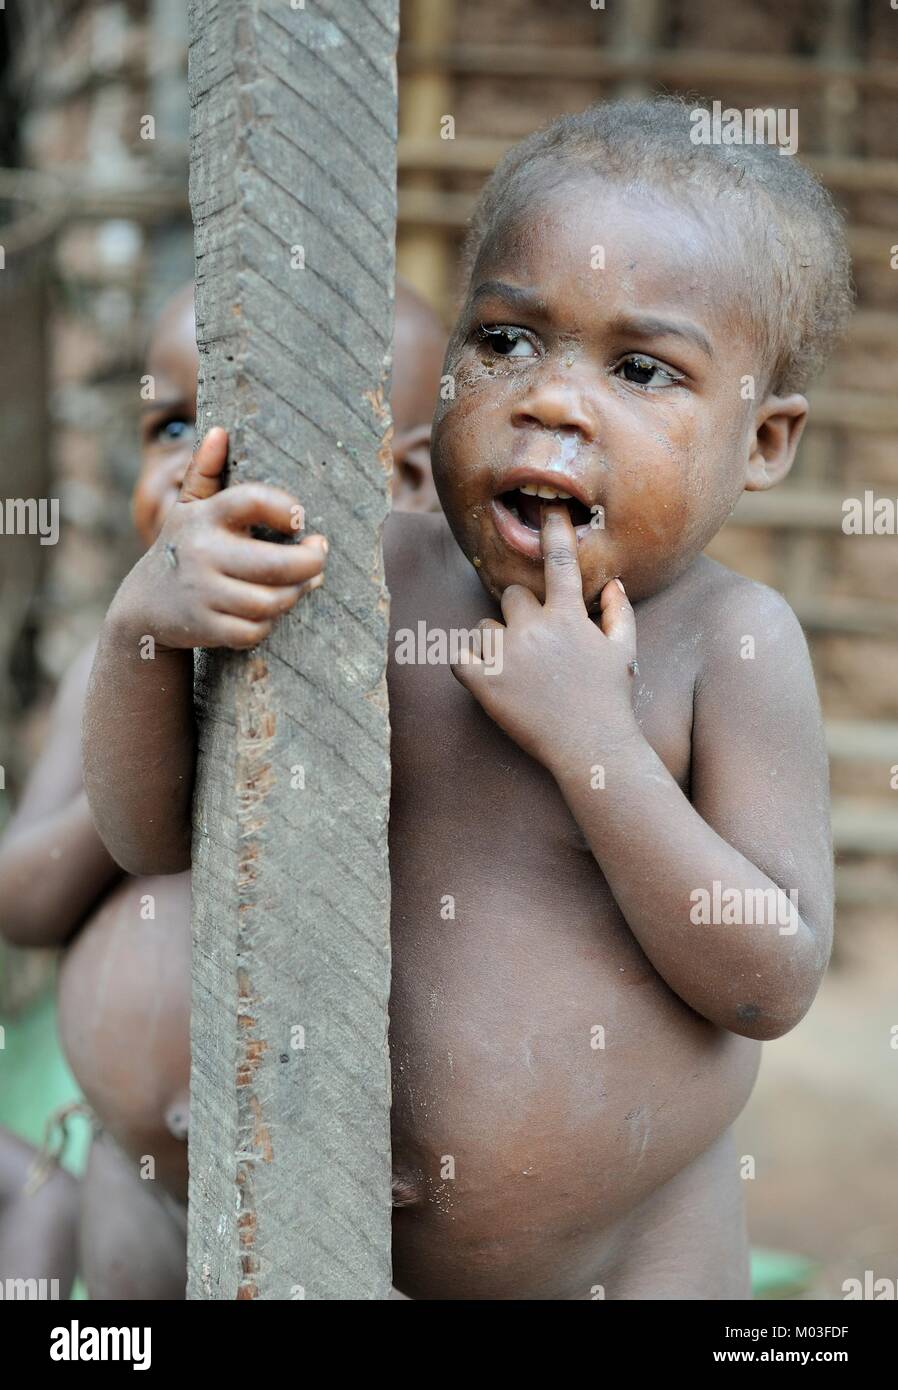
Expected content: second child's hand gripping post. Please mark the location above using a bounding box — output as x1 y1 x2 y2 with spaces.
452 503 832 1043
82 427 327 875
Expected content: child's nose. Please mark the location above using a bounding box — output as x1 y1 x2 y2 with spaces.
511 377 596 441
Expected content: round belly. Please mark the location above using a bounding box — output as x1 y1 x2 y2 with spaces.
388 886 761 1299
57 872 191 1199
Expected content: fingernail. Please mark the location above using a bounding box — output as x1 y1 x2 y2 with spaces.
615 578 626 593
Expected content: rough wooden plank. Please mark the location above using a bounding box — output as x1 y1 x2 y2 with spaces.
186 0 396 1301
727 490 867 530
832 801 898 855
608 0 664 102
791 598 898 638
398 41 898 94
835 865 898 906
826 720 898 762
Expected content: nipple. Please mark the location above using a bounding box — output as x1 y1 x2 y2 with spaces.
165 1093 190 1142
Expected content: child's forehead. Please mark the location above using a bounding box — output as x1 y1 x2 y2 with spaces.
147 301 199 380
474 180 741 334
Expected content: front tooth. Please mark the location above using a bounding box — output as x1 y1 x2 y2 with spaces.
520 483 538 496
555 490 572 500
536 486 558 499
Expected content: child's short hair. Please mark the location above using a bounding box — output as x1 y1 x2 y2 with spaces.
462 97 854 395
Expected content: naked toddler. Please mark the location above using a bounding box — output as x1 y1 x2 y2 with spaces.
83 99 850 1299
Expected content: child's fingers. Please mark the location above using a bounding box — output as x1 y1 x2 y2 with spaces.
599 577 637 661
218 533 328 586
180 427 228 502
540 504 585 611
202 613 275 650
450 624 492 688
214 481 306 535
450 648 486 690
500 584 539 626
208 576 320 624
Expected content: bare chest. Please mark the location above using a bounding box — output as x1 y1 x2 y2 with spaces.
387 573 697 868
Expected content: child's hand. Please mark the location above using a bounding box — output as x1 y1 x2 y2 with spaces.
116 427 328 650
452 505 639 772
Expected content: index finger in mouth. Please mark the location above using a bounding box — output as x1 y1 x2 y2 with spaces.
541 503 585 609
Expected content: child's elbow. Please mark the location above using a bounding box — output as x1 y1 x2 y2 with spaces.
728 1006 801 1042
727 966 825 1041
0 856 39 946
108 836 192 878
0 884 54 948
0 911 37 949
90 801 192 877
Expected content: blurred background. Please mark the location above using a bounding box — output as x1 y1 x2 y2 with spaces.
0 0 895 1299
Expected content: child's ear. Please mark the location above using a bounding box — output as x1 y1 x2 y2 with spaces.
392 424 440 512
744 394 808 491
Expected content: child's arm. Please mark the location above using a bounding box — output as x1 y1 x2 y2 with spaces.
0 643 122 947
82 428 327 876
454 506 832 1042
0 1129 79 1297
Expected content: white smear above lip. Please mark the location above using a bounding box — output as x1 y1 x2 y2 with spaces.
550 433 582 469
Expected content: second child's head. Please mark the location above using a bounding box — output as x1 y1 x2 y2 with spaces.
134 283 198 546
432 97 853 609
133 279 448 547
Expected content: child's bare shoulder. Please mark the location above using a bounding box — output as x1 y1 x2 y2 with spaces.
682 557 821 763
8 637 99 818
682 555 808 671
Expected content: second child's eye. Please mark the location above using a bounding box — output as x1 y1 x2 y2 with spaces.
156 418 194 444
477 324 537 358
616 354 682 389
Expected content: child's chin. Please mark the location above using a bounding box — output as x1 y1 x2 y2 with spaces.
581 568 612 603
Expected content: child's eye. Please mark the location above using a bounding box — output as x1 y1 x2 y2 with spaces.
615 354 682 389
476 324 537 358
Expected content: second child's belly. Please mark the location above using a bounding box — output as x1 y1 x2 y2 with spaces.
388 851 761 1299
57 872 191 1201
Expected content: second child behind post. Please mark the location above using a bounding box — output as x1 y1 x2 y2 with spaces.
0 279 446 1297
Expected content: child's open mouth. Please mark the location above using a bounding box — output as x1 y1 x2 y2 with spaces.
491 485 597 560
500 487 593 530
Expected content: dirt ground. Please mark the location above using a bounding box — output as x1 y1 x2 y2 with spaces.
736 907 898 1300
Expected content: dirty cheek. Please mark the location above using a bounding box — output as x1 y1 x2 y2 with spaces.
615 407 697 555
436 356 514 502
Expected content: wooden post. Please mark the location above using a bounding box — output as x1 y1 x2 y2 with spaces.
186 0 397 1300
